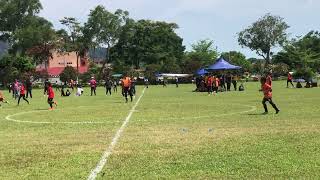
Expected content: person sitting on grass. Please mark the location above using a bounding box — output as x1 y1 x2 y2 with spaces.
17 82 29 106
0 90 9 107
76 85 83 96
259 77 280 115
65 89 71 96
47 82 57 110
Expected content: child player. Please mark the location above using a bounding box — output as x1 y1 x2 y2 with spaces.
122 75 133 103
260 77 280 114
47 82 57 110
0 90 9 107
17 82 29 105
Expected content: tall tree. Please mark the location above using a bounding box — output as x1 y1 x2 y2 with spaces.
114 20 185 69
273 31 320 71
238 14 289 64
0 0 42 43
221 51 252 71
13 16 57 64
185 39 219 66
59 17 91 74
85 6 129 78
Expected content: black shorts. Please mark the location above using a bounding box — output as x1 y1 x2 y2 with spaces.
48 98 54 103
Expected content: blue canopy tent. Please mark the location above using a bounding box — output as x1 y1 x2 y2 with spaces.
196 68 208 76
207 57 241 71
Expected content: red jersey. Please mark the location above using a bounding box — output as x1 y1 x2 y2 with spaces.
288 73 292 80
90 79 97 88
122 77 131 88
215 77 220 87
266 75 272 86
262 83 272 98
48 86 55 99
20 85 26 95
207 77 213 87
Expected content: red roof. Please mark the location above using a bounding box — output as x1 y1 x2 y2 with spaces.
37 66 88 76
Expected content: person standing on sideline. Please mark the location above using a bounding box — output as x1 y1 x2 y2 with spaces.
175 76 179 88
287 72 294 88
131 77 136 96
144 78 149 88
90 77 97 96
14 80 19 99
213 76 220 94
226 73 232 91
44 79 49 95
113 80 118 93
26 79 33 98
122 75 133 103
105 78 113 96
232 75 238 91
220 74 226 92
260 77 280 114
162 78 167 87
47 82 57 110
266 72 272 87
207 75 214 95
17 82 29 105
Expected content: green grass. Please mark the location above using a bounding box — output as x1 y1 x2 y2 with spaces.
0 81 320 179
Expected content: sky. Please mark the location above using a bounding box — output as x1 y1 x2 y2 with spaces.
39 0 320 58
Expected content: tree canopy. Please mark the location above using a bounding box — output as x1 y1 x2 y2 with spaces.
238 14 289 64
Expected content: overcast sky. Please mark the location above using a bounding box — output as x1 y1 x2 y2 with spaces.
39 0 320 58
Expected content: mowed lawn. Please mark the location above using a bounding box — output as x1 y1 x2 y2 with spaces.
1 81 320 179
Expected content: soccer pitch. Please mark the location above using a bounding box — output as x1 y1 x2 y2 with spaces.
0 81 320 179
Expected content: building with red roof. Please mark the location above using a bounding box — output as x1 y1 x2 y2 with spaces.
36 52 89 77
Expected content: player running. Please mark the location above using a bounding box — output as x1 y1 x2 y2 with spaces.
17 82 29 105
47 82 57 110
260 77 280 115
287 72 294 88
0 90 9 107
122 75 133 103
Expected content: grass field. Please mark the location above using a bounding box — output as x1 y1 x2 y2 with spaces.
1 81 320 179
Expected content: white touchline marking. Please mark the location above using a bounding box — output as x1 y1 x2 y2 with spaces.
87 87 147 180
4 110 110 124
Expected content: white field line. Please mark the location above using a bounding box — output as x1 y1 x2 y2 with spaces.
5 110 108 124
87 87 146 180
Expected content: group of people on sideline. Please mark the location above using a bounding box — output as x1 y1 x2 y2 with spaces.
195 73 243 94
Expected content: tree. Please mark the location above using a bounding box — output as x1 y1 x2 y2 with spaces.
59 66 77 83
13 16 57 66
85 6 129 79
0 0 42 44
221 51 252 71
113 20 185 69
0 54 34 84
273 31 320 72
59 17 92 74
185 39 218 66
238 14 289 64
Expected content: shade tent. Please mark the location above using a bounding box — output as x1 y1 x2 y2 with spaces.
158 73 193 78
196 68 208 75
206 58 241 71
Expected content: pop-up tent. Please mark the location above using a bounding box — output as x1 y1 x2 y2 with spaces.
196 68 208 76
158 73 193 78
207 57 241 71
